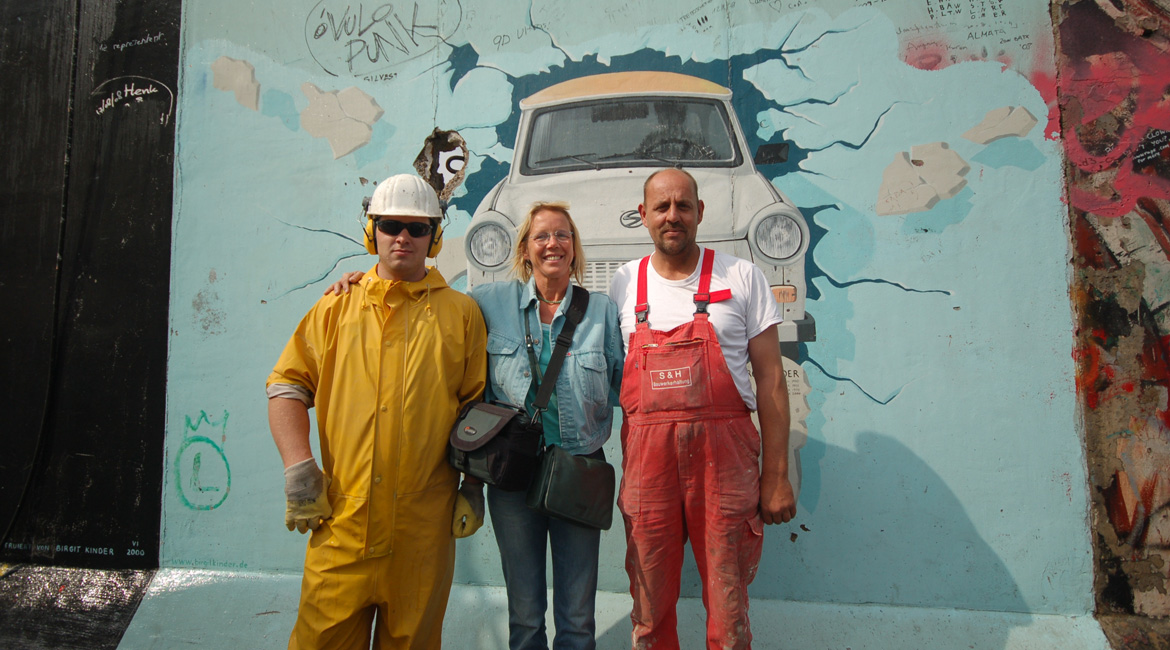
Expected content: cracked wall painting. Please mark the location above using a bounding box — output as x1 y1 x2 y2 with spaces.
166 0 1093 617
1061 0 1170 619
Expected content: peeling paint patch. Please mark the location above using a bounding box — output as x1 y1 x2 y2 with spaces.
413 129 469 203
1085 211 1170 315
191 271 226 336
300 83 384 159
875 142 969 216
962 106 1037 144
210 56 259 111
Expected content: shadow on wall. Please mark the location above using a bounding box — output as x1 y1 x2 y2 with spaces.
604 432 1027 647
776 433 1028 613
455 431 1027 646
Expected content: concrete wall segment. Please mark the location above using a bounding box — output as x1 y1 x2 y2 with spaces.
160 0 1098 629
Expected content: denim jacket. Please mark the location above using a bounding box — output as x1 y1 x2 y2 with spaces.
469 279 623 455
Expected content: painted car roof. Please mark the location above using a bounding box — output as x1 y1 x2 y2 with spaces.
520 71 732 109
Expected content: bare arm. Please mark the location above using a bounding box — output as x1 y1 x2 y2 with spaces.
747 324 796 525
269 395 332 532
269 396 314 468
323 271 366 295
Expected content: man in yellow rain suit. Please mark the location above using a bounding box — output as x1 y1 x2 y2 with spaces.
267 173 487 649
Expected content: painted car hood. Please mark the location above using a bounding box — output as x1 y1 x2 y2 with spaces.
481 166 786 247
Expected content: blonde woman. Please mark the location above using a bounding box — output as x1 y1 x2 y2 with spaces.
468 201 622 650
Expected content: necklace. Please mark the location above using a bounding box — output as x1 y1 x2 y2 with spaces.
536 293 563 305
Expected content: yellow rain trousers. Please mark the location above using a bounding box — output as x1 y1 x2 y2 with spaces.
268 265 486 650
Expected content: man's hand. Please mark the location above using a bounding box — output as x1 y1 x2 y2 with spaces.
284 458 332 533
759 471 796 525
323 271 366 295
452 481 485 538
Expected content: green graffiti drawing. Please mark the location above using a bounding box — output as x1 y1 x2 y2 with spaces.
176 410 232 510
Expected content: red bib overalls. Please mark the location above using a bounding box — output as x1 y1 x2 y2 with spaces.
618 250 765 650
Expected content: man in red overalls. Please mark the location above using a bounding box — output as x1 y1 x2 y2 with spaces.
608 168 796 649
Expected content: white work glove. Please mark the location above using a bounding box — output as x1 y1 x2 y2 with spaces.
284 458 332 534
452 481 485 538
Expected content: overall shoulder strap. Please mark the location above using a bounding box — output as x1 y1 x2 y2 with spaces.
693 248 731 314
635 256 651 324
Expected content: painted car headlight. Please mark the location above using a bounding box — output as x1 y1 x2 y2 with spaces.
753 214 803 262
468 222 512 269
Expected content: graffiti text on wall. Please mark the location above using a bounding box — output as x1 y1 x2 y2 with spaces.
2 541 146 559
305 0 463 77
175 410 232 511
99 31 165 53
91 76 175 125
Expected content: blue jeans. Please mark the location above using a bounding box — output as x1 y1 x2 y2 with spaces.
488 481 602 650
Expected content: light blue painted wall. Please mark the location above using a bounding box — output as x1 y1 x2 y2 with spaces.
164 0 1091 619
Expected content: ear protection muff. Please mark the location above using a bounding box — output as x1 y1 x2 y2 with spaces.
427 220 444 258
426 199 447 258
362 197 378 255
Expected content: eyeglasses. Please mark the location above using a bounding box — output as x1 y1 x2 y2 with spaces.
375 220 433 238
531 230 573 244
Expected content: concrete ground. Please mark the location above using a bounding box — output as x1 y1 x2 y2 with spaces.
0 564 1132 649
116 569 1110 649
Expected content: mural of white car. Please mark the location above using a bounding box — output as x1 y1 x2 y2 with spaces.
465 71 815 347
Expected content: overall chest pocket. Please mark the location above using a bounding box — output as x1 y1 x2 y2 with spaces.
638 340 711 413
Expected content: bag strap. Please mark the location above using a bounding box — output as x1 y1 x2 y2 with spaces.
524 285 589 419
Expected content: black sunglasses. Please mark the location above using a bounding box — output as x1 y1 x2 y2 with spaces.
375 219 433 238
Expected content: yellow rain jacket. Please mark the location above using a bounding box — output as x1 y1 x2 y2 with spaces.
268 265 486 649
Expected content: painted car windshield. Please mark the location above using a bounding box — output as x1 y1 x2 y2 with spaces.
521 98 740 174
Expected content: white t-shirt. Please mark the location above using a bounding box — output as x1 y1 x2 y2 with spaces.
609 248 782 410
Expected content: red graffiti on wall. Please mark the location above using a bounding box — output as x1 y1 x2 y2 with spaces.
1065 1 1170 613
901 36 955 72
1104 467 1164 550
1060 12 1170 218
1076 305 1170 555
899 30 1061 138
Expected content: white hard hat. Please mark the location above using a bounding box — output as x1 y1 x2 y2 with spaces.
367 174 441 219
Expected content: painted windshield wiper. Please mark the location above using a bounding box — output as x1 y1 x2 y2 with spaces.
596 152 645 161
537 153 600 170
635 151 678 165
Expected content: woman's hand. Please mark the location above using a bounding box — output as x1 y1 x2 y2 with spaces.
324 271 366 295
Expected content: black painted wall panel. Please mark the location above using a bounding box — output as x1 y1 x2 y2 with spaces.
1 0 180 569
0 0 77 553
